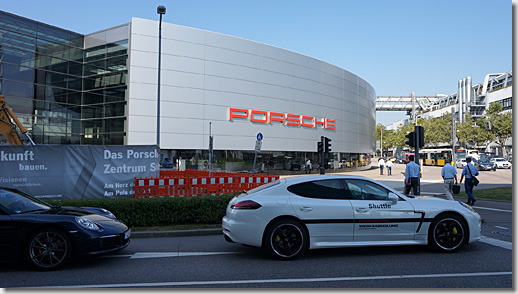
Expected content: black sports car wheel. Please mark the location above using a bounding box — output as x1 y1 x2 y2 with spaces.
27 229 71 270
428 214 466 252
264 219 308 260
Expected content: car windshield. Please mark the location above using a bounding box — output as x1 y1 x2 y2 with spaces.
479 160 491 164
495 158 506 162
0 188 51 214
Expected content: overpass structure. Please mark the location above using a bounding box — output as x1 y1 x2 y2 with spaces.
375 71 513 122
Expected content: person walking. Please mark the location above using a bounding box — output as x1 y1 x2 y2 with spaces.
378 157 385 175
441 158 458 201
460 157 479 206
403 155 420 195
386 158 393 176
305 159 312 174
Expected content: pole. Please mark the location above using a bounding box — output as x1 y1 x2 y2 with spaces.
451 106 456 164
414 125 421 196
380 128 383 158
320 136 325 175
156 13 163 148
209 122 212 176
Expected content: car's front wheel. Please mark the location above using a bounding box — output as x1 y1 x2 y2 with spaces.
26 228 71 270
264 218 308 260
428 214 466 252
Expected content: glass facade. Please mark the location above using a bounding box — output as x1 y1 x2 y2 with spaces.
0 11 127 145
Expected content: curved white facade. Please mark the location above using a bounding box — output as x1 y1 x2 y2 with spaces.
127 17 376 154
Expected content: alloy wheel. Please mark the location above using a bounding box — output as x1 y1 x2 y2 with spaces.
432 218 465 251
28 230 70 270
270 224 304 258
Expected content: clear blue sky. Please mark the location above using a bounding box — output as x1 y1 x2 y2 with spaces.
2 0 513 125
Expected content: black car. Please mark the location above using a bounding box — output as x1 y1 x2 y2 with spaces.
474 159 497 171
0 187 130 270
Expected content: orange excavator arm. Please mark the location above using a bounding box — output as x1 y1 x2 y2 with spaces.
0 96 35 145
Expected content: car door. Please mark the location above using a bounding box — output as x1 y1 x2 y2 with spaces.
344 179 418 242
0 208 17 259
288 179 354 244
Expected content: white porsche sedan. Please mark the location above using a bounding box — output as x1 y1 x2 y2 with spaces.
222 175 481 260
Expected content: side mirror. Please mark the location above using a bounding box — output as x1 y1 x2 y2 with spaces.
388 193 398 205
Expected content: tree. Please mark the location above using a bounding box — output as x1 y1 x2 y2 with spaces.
419 114 452 147
456 114 490 148
486 103 512 156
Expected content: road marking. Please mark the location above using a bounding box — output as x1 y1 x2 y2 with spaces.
29 271 512 288
104 234 512 260
494 226 509 230
479 236 512 250
130 252 239 259
473 206 512 213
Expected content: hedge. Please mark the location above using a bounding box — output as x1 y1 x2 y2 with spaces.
47 194 237 227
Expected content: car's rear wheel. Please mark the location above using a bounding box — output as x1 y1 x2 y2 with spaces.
264 218 308 260
428 214 466 252
26 228 71 270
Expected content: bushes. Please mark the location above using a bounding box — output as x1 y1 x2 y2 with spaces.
47 194 236 227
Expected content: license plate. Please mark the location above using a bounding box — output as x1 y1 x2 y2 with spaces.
124 229 131 239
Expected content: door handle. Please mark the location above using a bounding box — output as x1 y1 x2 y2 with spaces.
299 206 313 212
355 208 369 213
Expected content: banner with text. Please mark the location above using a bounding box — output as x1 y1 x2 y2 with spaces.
0 145 159 199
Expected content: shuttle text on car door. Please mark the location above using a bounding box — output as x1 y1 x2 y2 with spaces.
344 179 418 242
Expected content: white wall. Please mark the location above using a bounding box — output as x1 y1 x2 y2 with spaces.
127 17 376 153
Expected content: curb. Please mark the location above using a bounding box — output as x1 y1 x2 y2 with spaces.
132 228 222 238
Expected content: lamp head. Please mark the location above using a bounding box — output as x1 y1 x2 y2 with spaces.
157 5 166 15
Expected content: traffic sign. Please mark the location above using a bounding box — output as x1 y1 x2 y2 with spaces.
257 133 263 141
254 140 262 152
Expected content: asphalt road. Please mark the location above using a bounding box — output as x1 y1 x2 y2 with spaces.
0 165 512 289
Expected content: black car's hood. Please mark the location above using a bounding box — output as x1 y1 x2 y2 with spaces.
35 206 97 217
34 206 128 230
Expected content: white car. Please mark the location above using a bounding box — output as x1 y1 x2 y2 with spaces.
491 158 511 169
455 158 467 168
222 175 481 260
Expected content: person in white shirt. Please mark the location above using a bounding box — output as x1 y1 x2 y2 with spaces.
386 158 393 176
378 158 385 175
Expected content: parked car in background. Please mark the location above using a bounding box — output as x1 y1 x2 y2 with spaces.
455 158 467 169
491 157 512 169
474 159 497 171
289 161 302 171
0 187 131 270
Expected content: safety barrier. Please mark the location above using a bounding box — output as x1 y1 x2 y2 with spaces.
135 169 279 198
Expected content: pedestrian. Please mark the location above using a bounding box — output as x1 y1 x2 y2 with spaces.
378 157 385 175
441 158 458 201
386 158 393 176
403 155 420 196
305 159 312 174
459 157 479 206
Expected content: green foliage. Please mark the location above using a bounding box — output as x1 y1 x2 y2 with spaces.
47 194 236 227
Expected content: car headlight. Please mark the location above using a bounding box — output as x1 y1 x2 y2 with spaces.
459 202 475 213
75 216 102 231
100 208 116 219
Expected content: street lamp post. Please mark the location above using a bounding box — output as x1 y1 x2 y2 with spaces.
156 5 166 148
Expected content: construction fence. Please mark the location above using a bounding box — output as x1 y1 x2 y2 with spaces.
135 170 280 198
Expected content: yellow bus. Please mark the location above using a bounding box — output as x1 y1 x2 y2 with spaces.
419 148 453 166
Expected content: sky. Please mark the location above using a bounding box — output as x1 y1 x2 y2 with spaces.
1 0 513 125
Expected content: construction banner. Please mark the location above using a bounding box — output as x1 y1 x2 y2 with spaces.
0 145 159 200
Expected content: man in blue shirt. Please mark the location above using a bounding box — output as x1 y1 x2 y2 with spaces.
460 157 479 205
403 155 421 196
441 158 458 201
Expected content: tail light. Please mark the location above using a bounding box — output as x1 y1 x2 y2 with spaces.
231 200 262 210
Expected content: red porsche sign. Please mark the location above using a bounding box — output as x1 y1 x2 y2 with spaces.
229 108 336 130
